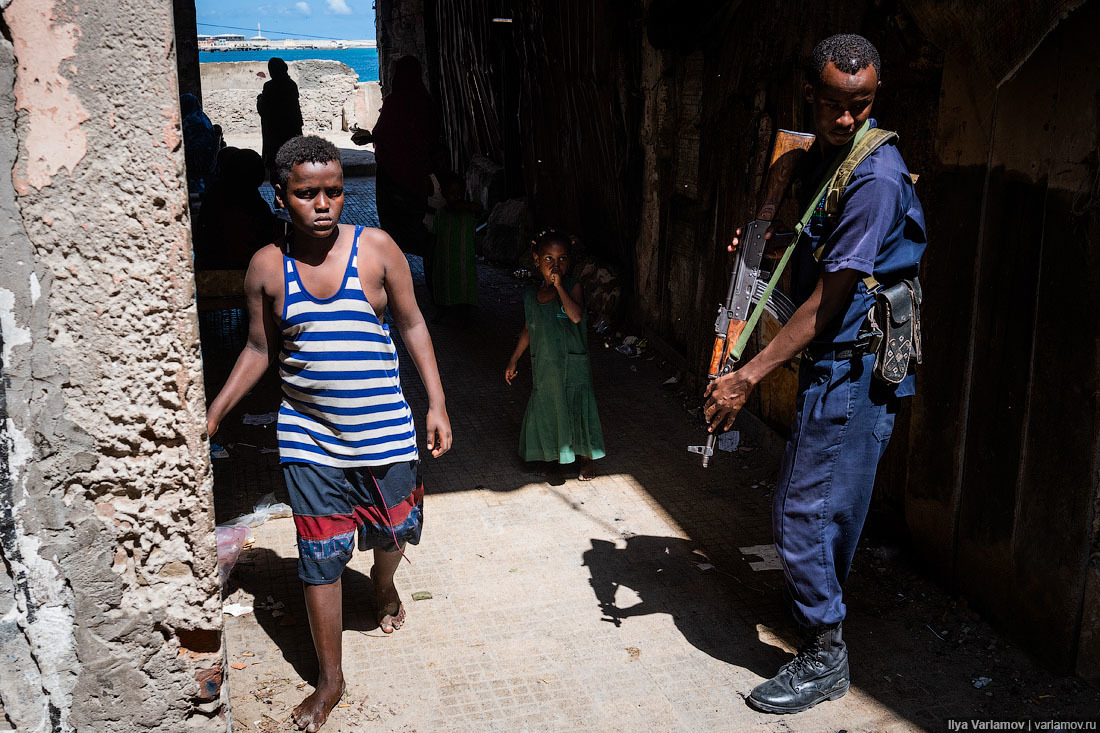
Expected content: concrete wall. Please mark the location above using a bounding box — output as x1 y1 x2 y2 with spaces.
200 59 381 136
0 0 224 729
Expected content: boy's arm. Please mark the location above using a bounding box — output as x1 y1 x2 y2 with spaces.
376 232 452 458
206 250 281 438
505 324 530 384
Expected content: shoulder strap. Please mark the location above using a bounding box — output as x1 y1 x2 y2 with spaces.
822 128 899 218
815 127 900 291
727 123 873 362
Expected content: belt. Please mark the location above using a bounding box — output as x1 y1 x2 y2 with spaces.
803 340 870 362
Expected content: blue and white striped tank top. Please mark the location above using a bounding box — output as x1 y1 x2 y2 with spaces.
277 225 418 467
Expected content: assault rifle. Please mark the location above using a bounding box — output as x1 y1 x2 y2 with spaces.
689 130 815 467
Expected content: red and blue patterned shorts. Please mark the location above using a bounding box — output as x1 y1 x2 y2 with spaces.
283 460 424 585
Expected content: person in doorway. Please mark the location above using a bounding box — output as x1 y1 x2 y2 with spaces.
430 172 480 317
421 142 453 298
195 147 281 270
257 57 304 185
703 34 926 714
180 93 218 197
504 229 605 480
372 55 438 257
206 136 451 732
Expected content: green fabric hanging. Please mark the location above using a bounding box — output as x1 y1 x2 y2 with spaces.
431 207 478 306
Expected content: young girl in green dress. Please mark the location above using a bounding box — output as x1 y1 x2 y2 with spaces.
504 230 606 479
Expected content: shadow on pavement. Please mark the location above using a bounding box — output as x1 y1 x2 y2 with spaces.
583 535 790 680
228 547 390 685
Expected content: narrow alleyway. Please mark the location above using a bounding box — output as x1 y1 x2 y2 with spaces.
198 182 1100 732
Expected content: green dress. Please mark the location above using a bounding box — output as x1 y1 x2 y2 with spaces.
519 278 606 463
431 206 478 306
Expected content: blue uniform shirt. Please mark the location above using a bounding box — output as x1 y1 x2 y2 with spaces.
792 119 927 395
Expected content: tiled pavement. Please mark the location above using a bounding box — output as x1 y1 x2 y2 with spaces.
199 184 1100 732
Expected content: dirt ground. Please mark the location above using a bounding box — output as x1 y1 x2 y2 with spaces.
199 188 1100 732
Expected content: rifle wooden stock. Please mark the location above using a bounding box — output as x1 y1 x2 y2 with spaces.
756 130 816 223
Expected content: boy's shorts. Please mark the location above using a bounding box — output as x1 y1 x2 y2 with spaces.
283 460 424 585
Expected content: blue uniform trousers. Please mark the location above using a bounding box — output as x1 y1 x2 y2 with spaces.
774 351 898 628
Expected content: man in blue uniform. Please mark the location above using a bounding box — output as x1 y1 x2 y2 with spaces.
703 34 926 713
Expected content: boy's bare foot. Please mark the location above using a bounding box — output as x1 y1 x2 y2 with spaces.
578 457 596 481
371 568 406 633
292 678 344 732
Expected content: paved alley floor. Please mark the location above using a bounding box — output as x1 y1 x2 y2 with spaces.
200 201 1100 732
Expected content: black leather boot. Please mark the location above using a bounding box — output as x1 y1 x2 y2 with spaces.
747 623 850 714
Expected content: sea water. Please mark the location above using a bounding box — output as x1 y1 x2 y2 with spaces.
199 48 379 82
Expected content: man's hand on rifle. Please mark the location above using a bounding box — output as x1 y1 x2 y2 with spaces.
730 224 786 258
703 368 758 433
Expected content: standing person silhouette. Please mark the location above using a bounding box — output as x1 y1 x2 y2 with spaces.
257 57 304 185
372 55 438 259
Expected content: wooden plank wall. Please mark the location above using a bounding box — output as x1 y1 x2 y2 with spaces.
919 2 1100 674
392 0 1100 679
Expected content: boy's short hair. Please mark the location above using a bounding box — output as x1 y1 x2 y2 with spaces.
806 34 882 85
274 135 341 189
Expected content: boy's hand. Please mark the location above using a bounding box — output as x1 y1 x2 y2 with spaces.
504 361 518 385
425 406 452 458
207 415 220 439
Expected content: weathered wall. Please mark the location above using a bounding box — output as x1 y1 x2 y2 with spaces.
200 59 379 136
904 0 1100 679
172 0 201 102
376 0 427 95
0 0 224 729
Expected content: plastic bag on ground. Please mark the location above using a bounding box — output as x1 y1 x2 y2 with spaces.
216 525 251 585
221 492 293 528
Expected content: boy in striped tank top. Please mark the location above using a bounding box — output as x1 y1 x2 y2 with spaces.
206 136 451 732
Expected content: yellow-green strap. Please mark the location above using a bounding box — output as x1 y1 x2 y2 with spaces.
729 122 871 362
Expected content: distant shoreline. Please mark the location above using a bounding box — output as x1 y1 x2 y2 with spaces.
199 47 379 82
200 40 377 51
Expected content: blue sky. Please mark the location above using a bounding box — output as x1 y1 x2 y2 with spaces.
195 0 376 41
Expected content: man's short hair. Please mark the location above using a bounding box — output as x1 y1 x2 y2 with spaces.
274 135 341 189
807 34 881 84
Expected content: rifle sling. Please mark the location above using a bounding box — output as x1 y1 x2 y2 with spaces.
729 121 875 362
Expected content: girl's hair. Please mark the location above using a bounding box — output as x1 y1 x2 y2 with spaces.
531 227 577 253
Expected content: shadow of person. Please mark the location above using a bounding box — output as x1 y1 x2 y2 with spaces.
582 535 790 680
227 546 390 685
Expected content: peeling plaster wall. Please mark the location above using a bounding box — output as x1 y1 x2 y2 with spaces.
0 0 224 729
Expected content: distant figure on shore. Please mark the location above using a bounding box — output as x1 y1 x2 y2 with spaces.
372 55 438 257
195 147 281 270
180 93 220 197
257 57 304 184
